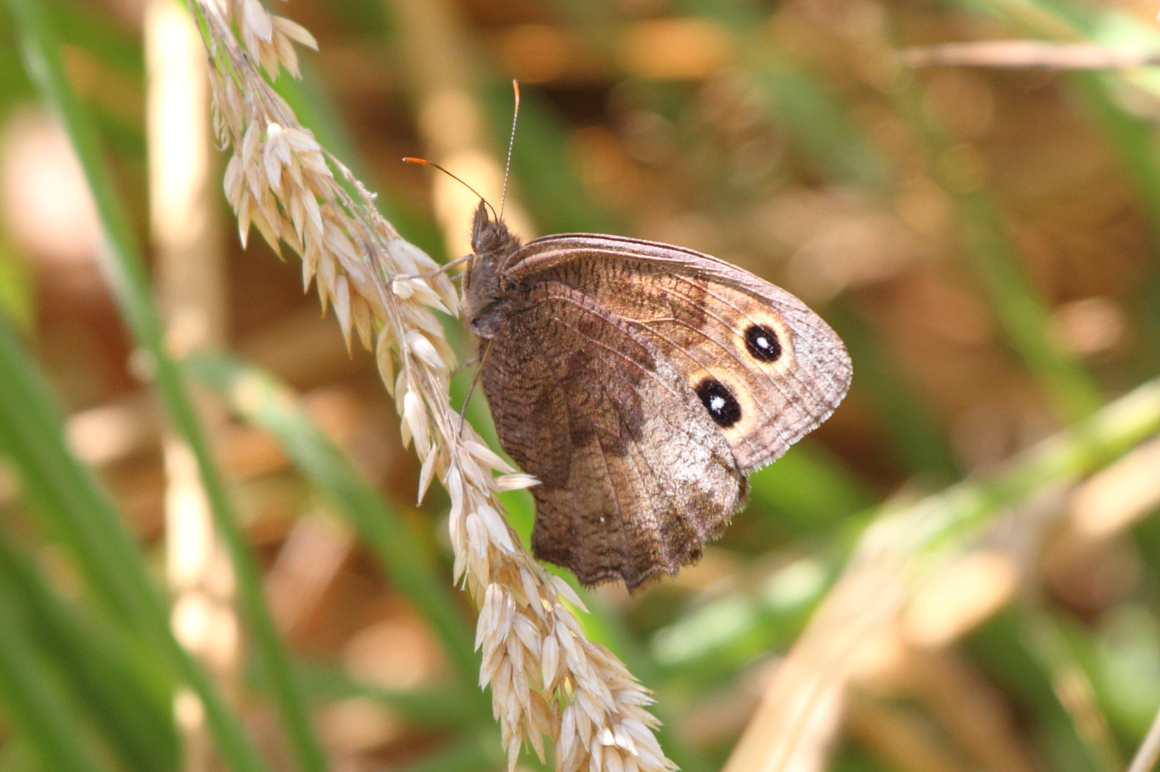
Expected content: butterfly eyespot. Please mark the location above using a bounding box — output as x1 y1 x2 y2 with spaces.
696 378 741 428
745 324 782 362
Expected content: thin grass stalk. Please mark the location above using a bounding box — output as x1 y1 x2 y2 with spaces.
1067 72 1160 236
1127 700 1160 772
950 191 1105 423
186 1 677 769
146 2 240 768
4 0 313 769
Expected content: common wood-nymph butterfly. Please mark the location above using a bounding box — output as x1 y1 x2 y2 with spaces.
462 202 851 589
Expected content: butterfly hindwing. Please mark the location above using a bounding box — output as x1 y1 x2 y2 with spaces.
478 279 746 589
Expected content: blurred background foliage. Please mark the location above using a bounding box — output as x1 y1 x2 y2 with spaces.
1 0 1160 770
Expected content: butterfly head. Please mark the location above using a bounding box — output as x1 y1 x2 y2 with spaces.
463 200 521 337
470 200 519 258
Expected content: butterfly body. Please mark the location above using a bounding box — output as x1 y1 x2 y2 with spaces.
463 202 851 589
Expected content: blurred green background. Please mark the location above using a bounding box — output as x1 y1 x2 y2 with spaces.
1 0 1160 770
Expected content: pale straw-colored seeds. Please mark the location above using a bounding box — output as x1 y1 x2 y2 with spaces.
190 1 677 770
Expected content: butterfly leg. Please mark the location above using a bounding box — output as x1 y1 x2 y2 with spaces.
391 253 470 292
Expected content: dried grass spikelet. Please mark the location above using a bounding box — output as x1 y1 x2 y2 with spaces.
187 2 677 770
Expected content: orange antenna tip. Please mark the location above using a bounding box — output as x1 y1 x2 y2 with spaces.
403 156 497 221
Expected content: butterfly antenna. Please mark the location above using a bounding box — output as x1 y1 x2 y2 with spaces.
499 80 520 221
403 157 497 221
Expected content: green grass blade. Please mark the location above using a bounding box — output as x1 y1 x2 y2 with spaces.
0 317 165 631
951 190 1104 421
0 558 117 772
0 314 267 772
0 529 178 772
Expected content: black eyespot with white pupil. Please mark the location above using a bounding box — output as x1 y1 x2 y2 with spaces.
747 322 784 361
745 324 781 362
696 378 741 428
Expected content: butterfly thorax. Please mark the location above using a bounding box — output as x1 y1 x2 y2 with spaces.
463 202 523 339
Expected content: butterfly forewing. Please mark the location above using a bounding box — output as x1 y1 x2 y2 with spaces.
506 234 853 472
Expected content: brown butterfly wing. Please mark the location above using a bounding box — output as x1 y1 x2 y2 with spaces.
479 280 746 589
506 235 852 472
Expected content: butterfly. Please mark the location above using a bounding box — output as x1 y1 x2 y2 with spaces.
461 201 852 590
